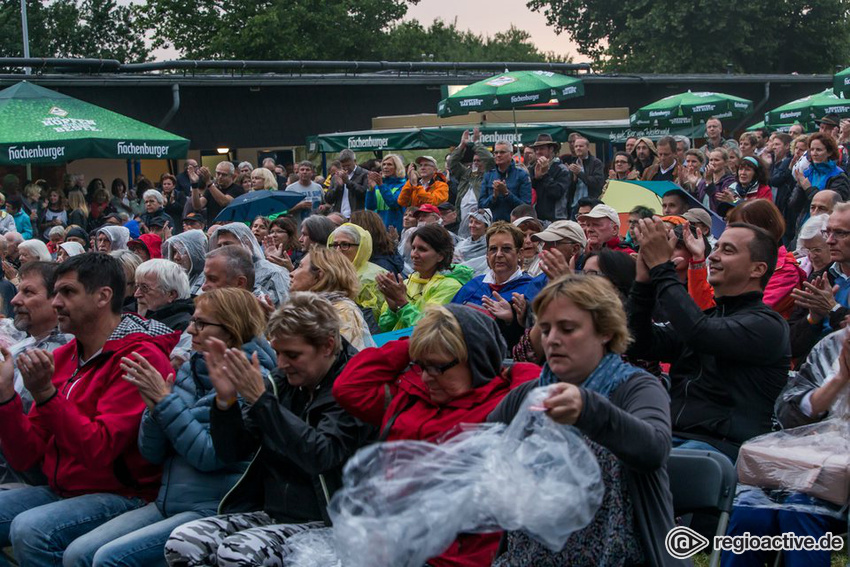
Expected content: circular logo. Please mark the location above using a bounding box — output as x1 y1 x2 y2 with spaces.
665 526 710 559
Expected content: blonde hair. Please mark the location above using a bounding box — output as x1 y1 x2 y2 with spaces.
24 183 42 201
532 274 632 354
409 305 468 363
251 168 278 190
793 134 810 150
194 288 266 348
68 191 89 216
382 154 405 177
267 292 342 354
306 246 360 300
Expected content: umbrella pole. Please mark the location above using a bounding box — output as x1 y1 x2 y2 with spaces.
512 107 519 154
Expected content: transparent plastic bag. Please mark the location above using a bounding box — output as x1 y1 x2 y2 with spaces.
736 327 850 517
0 319 25 351
286 386 603 567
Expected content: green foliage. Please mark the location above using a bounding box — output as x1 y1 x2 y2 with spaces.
528 0 850 73
0 0 149 61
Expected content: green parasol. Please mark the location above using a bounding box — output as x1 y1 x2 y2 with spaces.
631 91 753 126
437 70 584 118
834 67 850 97
764 89 850 127
0 81 189 165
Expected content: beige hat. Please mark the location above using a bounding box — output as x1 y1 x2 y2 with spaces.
415 155 438 167
577 204 619 226
682 208 712 229
531 220 588 248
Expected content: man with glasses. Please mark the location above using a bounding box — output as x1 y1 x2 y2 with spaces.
133 259 193 332
531 220 588 280
529 134 572 223
479 142 532 222
191 161 245 228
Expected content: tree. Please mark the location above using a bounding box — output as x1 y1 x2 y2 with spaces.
527 0 850 73
0 0 149 61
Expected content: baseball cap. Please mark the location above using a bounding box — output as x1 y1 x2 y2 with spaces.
512 216 543 232
531 220 588 248
413 204 441 216
577 204 619 226
437 202 456 212
183 211 206 224
146 216 169 228
682 208 712 229
469 208 493 226
415 156 438 168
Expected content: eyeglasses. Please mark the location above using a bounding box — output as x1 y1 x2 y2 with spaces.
487 246 516 255
493 150 510 155
822 229 850 240
411 358 460 376
134 283 158 294
614 160 630 165
188 317 226 331
330 242 359 251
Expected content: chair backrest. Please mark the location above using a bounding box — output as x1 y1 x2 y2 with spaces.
668 448 737 515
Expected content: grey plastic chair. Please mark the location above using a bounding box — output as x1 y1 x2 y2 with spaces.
668 448 737 567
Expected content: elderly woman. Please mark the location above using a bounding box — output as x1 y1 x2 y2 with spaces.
63 288 275 567
455 208 493 276
515 215 544 276
18 239 52 264
488 275 683 567
141 189 171 231
334 303 540 566
376 224 473 332
164 292 374 567
327 223 387 315
133 259 194 331
96 225 131 252
56 241 85 263
452 221 545 349
163 230 208 296
250 168 278 191
290 246 376 350
365 153 407 231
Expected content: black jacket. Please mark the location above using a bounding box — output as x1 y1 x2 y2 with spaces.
211 341 375 523
627 262 790 460
325 166 369 215
146 298 194 332
370 252 405 276
532 159 572 222
566 155 605 200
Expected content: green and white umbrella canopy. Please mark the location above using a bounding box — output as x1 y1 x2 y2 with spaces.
765 89 850 127
834 67 850 97
631 91 753 125
0 81 189 165
437 70 584 118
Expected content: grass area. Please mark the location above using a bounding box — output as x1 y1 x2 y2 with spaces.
693 551 849 566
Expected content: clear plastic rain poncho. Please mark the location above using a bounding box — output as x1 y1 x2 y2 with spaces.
96 226 130 251
735 327 850 519
209 222 290 306
285 385 604 567
163 230 208 296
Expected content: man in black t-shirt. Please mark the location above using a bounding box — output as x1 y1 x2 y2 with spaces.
191 161 245 226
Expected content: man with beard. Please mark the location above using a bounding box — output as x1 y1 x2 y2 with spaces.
0 253 178 564
630 137 658 178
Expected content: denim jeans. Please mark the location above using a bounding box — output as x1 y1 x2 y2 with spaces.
62 503 209 567
672 435 734 463
0 485 145 567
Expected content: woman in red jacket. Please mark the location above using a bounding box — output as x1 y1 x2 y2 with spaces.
333 303 540 567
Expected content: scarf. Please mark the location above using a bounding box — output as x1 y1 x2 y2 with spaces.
538 352 638 400
804 160 844 191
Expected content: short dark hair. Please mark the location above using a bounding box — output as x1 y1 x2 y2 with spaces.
662 190 689 207
629 205 655 218
611 151 634 170
55 253 125 314
738 156 769 186
656 136 676 151
727 222 778 289
510 204 537 219
596 248 637 299
411 224 454 272
18 261 58 298
774 133 792 146
206 246 255 290
577 197 603 210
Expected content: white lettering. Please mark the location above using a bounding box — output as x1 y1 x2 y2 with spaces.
116 141 170 158
7 145 66 161
459 98 484 107
40 117 100 133
510 94 540 103
346 136 390 149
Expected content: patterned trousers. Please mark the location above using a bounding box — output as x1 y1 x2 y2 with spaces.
164 511 324 567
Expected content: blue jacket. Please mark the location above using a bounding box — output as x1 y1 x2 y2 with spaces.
451 272 546 309
478 161 532 221
365 176 406 231
138 338 276 517
11 209 32 240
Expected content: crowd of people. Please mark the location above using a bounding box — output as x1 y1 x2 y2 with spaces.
0 115 846 566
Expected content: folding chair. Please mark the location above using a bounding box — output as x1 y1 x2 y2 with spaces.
668 448 737 567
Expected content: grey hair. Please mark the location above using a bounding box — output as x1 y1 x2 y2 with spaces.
205 245 255 289
19 239 52 261
135 259 190 300
331 225 361 245
338 149 356 162
142 189 165 205
267 291 342 355
673 135 691 151
4 232 23 244
297 160 315 171
238 161 254 171
494 141 514 154
48 226 66 239
798 214 828 242
262 157 276 167
218 161 236 174
110 249 142 281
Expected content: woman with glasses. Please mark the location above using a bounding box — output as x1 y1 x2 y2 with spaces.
64 288 275 567
376 224 473 332
290 246 376 350
606 151 638 181
333 303 540 567
165 292 374 567
327 223 388 318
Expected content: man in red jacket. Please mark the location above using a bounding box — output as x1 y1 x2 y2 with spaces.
0 253 178 566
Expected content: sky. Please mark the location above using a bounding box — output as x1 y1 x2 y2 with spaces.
405 0 579 60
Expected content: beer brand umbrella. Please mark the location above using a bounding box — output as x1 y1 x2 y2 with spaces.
834 67 850 97
631 91 753 126
765 89 850 127
437 70 584 118
0 81 189 165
